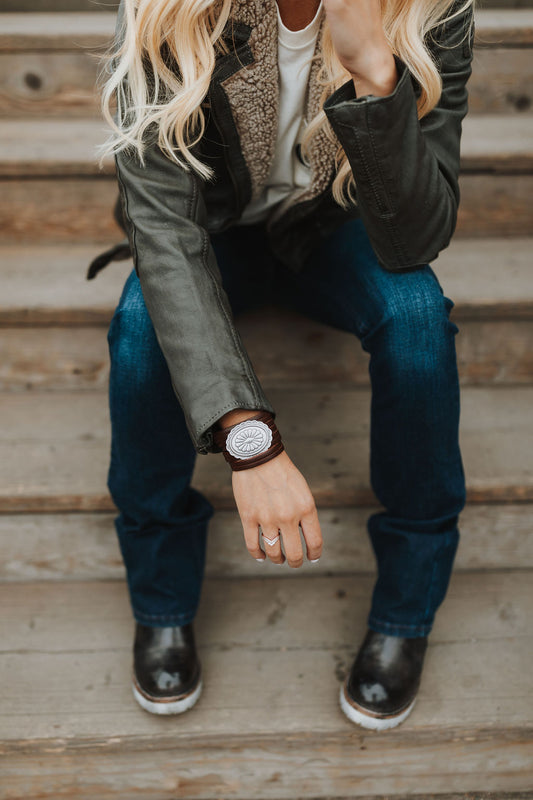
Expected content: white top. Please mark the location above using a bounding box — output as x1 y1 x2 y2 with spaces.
238 0 323 225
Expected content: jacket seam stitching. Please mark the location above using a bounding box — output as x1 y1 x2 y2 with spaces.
365 103 410 265
198 400 267 431
190 172 262 410
115 156 138 275
115 153 190 422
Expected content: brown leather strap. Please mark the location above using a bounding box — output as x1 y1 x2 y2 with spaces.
213 411 285 471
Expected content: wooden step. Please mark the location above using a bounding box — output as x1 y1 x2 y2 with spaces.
0 573 531 798
2 313 532 391
0 0 117 11
2 115 532 177
1 9 531 49
1 11 532 117
1 238 532 390
1 503 532 582
2 116 532 241
1 386 532 513
2 237 532 325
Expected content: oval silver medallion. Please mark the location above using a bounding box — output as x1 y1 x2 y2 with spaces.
226 419 272 460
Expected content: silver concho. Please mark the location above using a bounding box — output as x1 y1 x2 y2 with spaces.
226 419 272 460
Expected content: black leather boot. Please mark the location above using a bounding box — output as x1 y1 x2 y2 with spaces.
132 622 202 715
340 628 428 730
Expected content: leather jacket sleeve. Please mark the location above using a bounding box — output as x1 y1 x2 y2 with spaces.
322 0 475 271
110 1 275 457
115 141 276 456
115 141 278 456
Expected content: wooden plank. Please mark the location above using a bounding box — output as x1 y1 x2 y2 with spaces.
0 51 106 119
460 115 533 173
0 13 116 51
474 9 533 45
1 116 532 177
2 174 531 242
0 120 115 177
1 572 532 653
455 174 533 238
0 3 118 16
2 317 532 391
1 730 532 799
10 246 533 327
470 49 533 114
0 244 131 325
435 237 533 315
1 238 533 325
0 10 531 50
0 386 532 512
0 575 531 798
0 503 531 582
0 178 121 242
2 49 532 118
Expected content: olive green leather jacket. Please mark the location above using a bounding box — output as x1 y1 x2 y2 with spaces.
90 0 475 455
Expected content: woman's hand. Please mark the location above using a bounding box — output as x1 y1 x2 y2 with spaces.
322 0 398 97
232 450 323 567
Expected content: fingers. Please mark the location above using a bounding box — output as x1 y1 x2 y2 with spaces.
242 516 266 561
241 508 321 567
261 526 285 565
300 505 323 562
279 523 304 569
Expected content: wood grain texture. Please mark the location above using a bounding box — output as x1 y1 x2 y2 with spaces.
0 387 532 512
0 503 532 582
0 574 531 797
456 174 533 237
2 50 532 118
0 51 105 118
1 116 532 176
2 238 533 324
1 9 531 50
1 318 532 392
0 178 121 241
3 174 532 242
470 50 533 114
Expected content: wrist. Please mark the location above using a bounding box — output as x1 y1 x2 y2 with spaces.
213 410 285 471
349 48 398 98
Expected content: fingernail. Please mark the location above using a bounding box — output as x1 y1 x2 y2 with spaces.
310 558 320 563
256 557 266 563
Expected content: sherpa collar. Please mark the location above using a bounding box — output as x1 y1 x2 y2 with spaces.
221 0 338 214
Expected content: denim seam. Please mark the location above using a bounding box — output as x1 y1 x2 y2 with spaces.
421 536 445 629
134 609 197 623
368 616 432 634
194 177 263 410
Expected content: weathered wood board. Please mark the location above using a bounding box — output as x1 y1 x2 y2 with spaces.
1 238 533 324
0 574 531 798
1 504 532 582
1 387 532 511
2 317 532 391
2 49 532 117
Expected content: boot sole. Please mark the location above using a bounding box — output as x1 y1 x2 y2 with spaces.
132 676 203 715
339 681 417 731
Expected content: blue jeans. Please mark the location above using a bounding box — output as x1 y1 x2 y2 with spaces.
107 217 466 637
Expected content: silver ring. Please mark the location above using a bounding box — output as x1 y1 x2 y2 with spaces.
262 534 280 547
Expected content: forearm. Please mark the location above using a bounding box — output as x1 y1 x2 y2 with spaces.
323 0 474 270
349 46 399 99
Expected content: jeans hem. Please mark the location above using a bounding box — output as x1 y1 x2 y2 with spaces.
133 608 197 627
367 615 432 638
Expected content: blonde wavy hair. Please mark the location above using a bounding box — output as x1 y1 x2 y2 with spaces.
98 0 475 209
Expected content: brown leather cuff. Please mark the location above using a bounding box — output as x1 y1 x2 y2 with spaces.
212 411 284 471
